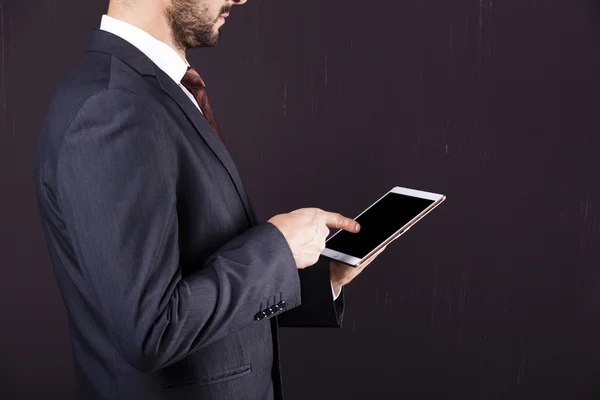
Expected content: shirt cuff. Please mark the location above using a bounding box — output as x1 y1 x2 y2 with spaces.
331 279 341 300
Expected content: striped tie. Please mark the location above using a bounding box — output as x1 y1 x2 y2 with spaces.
181 67 226 145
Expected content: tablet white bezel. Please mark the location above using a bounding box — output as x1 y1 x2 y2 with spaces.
321 186 445 267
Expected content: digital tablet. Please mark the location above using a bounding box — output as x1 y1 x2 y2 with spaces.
321 186 446 267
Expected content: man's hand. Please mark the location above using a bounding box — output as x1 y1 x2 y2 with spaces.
330 245 387 297
268 208 360 269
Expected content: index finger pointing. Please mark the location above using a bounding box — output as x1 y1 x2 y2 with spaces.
322 211 360 233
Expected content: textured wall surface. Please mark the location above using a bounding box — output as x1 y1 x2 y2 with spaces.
2 0 600 398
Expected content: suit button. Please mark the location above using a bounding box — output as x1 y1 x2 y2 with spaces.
277 301 286 309
265 308 273 317
254 311 266 321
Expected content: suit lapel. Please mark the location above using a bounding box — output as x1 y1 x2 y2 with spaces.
155 70 256 226
87 30 257 226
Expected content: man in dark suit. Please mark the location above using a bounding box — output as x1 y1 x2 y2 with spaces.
34 0 386 399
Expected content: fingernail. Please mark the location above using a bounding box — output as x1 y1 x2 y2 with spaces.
354 223 361 232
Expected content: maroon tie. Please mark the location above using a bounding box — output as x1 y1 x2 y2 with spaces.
181 67 226 145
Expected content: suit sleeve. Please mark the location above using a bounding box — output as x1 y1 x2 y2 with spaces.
55 89 301 373
276 255 345 328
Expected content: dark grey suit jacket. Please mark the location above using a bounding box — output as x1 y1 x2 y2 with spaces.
34 30 344 400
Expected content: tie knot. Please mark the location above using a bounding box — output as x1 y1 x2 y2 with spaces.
181 67 206 90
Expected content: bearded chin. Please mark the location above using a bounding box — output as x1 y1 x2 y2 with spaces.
193 26 221 48
169 21 220 50
167 3 221 50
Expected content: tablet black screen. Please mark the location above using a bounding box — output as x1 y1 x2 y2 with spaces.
326 192 435 259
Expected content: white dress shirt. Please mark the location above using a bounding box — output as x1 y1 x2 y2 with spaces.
99 15 341 301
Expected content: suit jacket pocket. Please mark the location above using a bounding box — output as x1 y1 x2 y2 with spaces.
161 364 252 389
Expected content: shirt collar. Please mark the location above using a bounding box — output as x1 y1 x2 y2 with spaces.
100 15 189 84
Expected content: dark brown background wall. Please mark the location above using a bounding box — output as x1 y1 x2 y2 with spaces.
2 0 600 398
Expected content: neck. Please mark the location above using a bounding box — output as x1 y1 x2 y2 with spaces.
107 2 187 61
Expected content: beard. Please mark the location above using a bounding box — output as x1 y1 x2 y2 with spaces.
166 0 230 50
